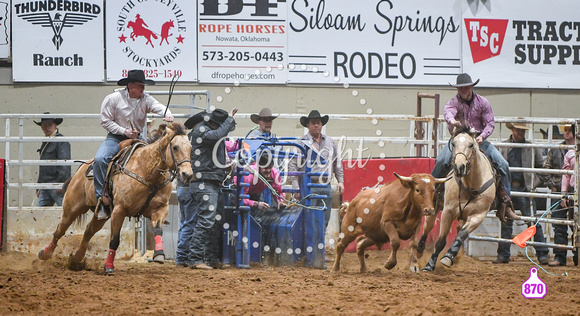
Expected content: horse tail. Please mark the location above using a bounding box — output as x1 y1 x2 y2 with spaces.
61 177 72 194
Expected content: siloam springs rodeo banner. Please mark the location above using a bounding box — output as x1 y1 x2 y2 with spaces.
12 0 104 82
0 1 10 58
196 0 288 84
286 0 462 85
461 0 580 89
106 0 197 82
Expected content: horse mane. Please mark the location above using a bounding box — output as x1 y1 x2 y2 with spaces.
167 122 187 136
452 125 477 138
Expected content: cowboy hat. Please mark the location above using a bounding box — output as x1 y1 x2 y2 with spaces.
449 73 480 87
506 122 530 130
34 112 63 126
300 110 329 127
209 109 229 126
250 107 278 124
117 69 156 86
539 125 564 139
184 111 207 129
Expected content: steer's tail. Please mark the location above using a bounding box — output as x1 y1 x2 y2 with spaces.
338 201 350 220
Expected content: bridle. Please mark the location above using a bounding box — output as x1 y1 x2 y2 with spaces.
158 133 190 182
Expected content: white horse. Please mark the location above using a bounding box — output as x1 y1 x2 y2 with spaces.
422 127 498 271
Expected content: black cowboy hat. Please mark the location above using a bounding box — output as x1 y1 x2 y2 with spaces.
34 112 63 126
209 109 229 126
449 73 479 87
300 110 329 127
539 125 564 139
117 69 156 86
184 111 207 129
250 107 278 124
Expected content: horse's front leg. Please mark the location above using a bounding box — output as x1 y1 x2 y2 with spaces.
382 221 400 270
104 207 125 275
422 209 455 272
440 213 486 268
150 207 169 263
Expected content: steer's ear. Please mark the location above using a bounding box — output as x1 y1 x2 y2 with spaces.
394 172 413 188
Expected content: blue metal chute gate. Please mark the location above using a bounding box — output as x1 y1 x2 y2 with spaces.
221 136 328 269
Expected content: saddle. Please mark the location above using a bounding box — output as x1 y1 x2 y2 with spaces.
86 139 147 210
433 157 515 222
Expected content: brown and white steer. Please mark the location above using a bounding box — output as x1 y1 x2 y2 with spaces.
333 173 450 273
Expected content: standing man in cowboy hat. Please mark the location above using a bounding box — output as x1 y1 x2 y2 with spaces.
289 110 344 231
188 107 237 270
35 112 71 206
94 69 174 220
493 122 548 265
431 73 517 222
248 107 278 138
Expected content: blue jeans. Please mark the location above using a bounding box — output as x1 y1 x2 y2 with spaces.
497 187 548 259
310 184 334 230
188 180 221 266
432 140 511 194
94 134 125 201
176 186 199 264
552 200 576 263
37 189 63 206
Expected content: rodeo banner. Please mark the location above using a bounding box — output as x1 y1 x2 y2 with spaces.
461 0 580 89
106 0 197 82
286 0 462 85
11 0 104 82
0 1 9 59
196 0 288 84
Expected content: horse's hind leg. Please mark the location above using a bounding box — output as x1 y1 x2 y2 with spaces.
422 209 455 272
70 213 108 267
38 202 88 260
417 214 438 257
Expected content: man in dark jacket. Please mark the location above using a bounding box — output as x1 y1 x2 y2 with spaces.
188 107 237 270
35 113 71 206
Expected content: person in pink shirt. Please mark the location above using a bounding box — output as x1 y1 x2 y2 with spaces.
240 153 286 210
560 148 575 207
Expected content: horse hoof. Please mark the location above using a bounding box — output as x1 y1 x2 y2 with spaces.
38 249 48 260
440 257 453 268
384 261 396 270
422 265 434 272
153 254 165 264
409 266 420 273
104 264 115 276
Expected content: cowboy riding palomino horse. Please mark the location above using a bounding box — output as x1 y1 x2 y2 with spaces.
422 126 520 272
38 122 192 275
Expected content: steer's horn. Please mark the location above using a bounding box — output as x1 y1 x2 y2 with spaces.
434 175 453 184
394 172 412 182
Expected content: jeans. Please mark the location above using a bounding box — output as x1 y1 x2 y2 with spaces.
188 180 221 266
497 187 548 259
93 134 125 200
176 186 198 264
432 140 511 194
552 200 576 263
310 184 334 231
37 189 63 206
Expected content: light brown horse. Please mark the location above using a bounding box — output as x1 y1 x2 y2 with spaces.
422 127 497 272
38 122 192 275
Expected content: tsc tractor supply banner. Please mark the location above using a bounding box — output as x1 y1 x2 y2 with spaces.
105 0 197 82
11 0 104 82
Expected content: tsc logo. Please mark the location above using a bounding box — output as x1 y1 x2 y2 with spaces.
464 18 509 63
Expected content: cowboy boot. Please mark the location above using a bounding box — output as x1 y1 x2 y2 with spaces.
96 197 110 220
496 183 520 222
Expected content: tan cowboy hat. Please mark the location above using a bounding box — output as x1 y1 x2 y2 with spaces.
506 122 530 130
250 107 278 124
449 73 480 87
34 112 63 126
117 69 155 86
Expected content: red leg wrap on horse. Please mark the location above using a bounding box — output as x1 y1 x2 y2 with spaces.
154 235 163 252
105 249 116 269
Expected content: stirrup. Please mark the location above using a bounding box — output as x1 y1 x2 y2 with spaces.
96 198 110 220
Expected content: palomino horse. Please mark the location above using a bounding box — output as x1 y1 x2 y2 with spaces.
422 127 497 272
38 122 192 275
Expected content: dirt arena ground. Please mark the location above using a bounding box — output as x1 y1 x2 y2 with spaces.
0 249 578 315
